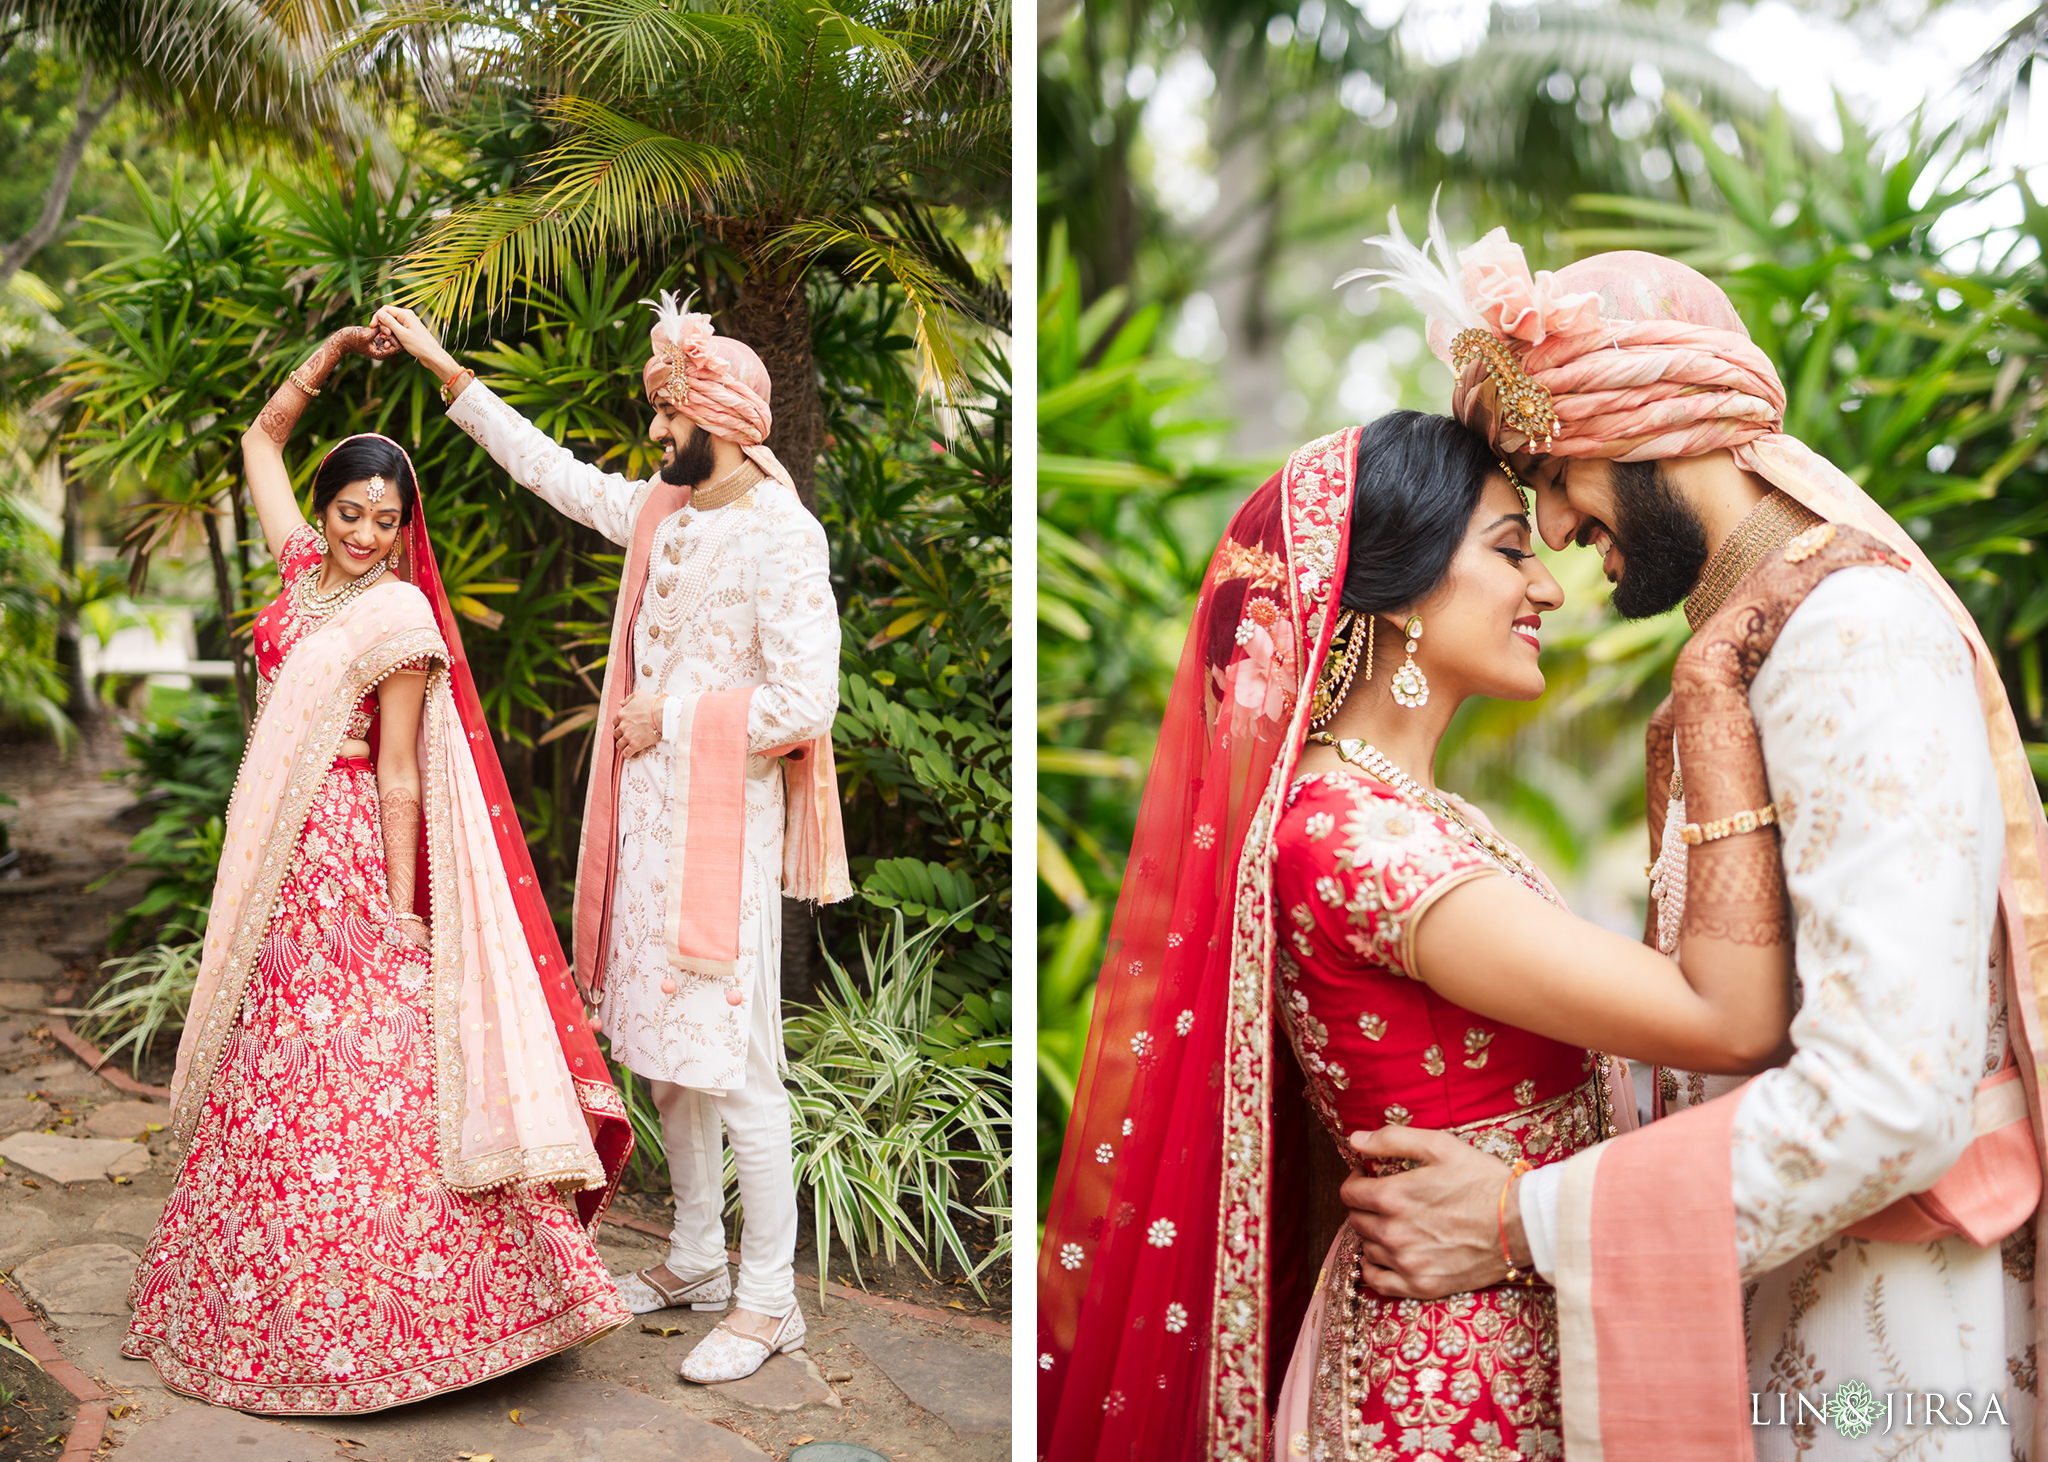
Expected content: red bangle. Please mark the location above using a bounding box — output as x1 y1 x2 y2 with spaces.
1499 1159 1533 1283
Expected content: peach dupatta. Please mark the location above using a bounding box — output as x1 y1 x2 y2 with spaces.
168 579 605 1197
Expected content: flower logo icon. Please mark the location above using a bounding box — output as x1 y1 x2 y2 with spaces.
1828 1379 1878 1439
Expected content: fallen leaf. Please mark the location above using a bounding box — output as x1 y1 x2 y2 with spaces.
639 1324 683 1337
111 1176 131 1186
107 1406 128 1419
508 1410 524 1426
945 1301 966 1310
335 1440 365 1449
792 1438 815 1447
19 1180 36 1190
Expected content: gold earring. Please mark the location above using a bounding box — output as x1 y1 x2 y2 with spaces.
1363 617 1375 683
1390 615 1428 709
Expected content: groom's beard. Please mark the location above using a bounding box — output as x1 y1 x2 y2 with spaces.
660 424 718 487
1602 459 1712 620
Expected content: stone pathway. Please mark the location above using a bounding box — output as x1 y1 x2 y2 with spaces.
0 736 1012 1460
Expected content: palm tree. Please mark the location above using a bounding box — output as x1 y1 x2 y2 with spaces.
0 2 371 290
349 0 1009 507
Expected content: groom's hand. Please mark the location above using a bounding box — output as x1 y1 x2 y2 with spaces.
1341 1126 1520 1298
614 691 662 758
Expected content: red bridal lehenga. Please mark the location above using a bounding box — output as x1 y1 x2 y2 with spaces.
124 443 634 1415
1038 427 1626 1462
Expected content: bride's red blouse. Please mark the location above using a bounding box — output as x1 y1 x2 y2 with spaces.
1269 768 1607 1462
1273 770 1596 1139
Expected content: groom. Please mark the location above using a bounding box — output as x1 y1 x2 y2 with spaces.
371 299 851 1385
1348 241 2048 1460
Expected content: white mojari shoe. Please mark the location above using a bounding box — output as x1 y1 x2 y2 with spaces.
677 1304 806 1384
613 1263 732 1315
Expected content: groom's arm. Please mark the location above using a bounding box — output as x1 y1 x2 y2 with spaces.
1517 566 2002 1279
448 379 643 548
742 496 841 753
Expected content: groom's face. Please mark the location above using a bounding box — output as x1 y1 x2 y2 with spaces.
650 405 719 487
1519 454 1710 620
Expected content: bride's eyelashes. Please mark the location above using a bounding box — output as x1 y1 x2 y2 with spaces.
1495 547 1534 565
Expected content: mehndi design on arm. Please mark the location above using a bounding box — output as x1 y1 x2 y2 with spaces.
380 785 422 914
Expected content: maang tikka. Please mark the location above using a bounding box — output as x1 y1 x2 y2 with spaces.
1390 615 1429 709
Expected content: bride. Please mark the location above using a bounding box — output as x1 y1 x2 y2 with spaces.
1036 411 1794 1460
122 324 635 1413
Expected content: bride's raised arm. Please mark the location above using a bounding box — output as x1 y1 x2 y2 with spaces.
241 326 396 558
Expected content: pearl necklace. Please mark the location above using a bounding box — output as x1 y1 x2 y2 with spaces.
1313 736 1553 901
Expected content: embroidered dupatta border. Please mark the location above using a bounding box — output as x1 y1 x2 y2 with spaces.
421 677 605 1194
1208 429 1356 1457
167 620 450 1154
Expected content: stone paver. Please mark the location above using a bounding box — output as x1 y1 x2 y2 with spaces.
0 981 48 1012
86 1100 167 1138
790 1446 891 1462
0 1130 151 1183
849 1323 1009 1436
0 950 60 983
92 1194 168 1239
13 1241 137 1327
287 1372 771 1462
0 1059 105 1097
104 1403 331 1462
0 1098 46 1135
704 1348 840 1411
0 1202 55 1263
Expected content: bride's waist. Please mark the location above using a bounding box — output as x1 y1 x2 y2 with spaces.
1353 1073 1608 1177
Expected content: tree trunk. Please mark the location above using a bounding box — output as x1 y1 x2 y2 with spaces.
723 273 823 513
202 509 252 726
54 458 94 720
0 68 122 292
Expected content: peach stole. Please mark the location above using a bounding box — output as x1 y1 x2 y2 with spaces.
1551 435 2048 1462
571 480 851 1000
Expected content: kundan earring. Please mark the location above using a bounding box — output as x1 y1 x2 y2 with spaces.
1390 615 1429 709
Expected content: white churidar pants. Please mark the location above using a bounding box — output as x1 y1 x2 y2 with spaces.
646 891 798 1316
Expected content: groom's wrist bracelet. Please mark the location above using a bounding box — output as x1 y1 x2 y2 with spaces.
1499 1159 1534 1284
1679 801 1779 846
439 367 474 404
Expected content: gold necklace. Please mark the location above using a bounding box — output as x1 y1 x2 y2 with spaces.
689 459 763 512
1683 490 1823 630
294 551 390 630
1311 735 1553 900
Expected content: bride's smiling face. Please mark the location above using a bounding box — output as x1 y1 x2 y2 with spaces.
1400 472 1563 703
320 480 403 579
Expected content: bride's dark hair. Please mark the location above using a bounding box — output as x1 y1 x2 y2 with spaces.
311 435 418 527
1339 410 1495 613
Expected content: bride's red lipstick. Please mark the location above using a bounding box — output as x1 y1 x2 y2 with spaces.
1512 615 1542 651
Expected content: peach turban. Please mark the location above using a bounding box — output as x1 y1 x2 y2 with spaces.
1345 209 1788 463
641 292 794 488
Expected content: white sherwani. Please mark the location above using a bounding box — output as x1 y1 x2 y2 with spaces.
447 381 840 1088
1525 567 2030 1457
448 380 840 1317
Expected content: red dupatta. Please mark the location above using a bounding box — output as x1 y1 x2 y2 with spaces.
349 434 632 1227
1039 429 1360 1459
